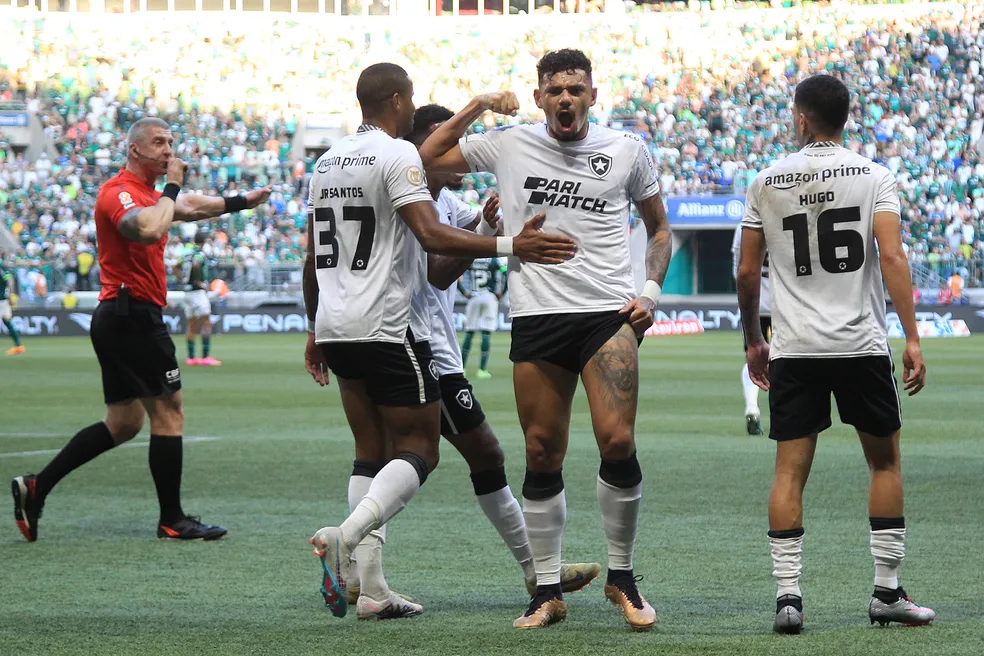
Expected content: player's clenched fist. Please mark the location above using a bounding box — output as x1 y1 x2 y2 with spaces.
512 213 576 264
476 91 520 116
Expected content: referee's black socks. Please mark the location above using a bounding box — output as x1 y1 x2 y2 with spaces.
149 435 185 523
36 422 115 497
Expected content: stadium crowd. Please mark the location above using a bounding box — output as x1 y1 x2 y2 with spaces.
0 1 982 298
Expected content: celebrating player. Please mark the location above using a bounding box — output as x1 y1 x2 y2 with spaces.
731 222 770 435
11 117 271 542
0 257 24 356
303 64 577 619
182 231 220 366
459 239 506 379
737 74 934 634
419 49 673 631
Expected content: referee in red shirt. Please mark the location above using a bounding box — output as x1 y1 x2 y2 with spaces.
12 118 271 541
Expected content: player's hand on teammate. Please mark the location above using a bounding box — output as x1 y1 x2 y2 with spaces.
482 192 502 231
902 340 927 396
476 91 520 116
245 186 273 209
166 156 188 186
620 297 656 337
304 333 331 387
746 342 770 391
513 213 577 264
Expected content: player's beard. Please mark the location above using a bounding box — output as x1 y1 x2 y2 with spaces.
444 173 465 190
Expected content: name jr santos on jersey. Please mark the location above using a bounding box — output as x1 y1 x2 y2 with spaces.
459 124 660 317
741 143 900 359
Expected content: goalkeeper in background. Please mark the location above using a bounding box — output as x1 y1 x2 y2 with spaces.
1 257 24 355
459 247 507 379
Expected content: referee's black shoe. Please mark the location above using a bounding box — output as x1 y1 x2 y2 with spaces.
158 515 227 541
12 474 44 542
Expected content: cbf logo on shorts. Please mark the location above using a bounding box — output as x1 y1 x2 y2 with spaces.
456 389 473 410
166 368 181 383
428 360 439 380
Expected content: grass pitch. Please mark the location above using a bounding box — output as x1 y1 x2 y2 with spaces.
1 332 982 655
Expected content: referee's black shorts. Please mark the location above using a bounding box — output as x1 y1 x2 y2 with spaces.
90 299 182 404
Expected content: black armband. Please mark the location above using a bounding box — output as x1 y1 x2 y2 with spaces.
224 195 248 214
161 183 180 202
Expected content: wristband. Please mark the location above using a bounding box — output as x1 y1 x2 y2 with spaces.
224 194 248 214
308 319 316 334
161 183 180 202
495 236 513 256
641 280 662 304
477 220 498 236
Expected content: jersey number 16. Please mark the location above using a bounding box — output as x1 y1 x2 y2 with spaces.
315 206 377 271
782 206 865 277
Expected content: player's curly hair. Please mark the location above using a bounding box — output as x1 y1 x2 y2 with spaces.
406 104 455 146
536 49 593 84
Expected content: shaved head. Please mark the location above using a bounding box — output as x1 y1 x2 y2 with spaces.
356 63 412 115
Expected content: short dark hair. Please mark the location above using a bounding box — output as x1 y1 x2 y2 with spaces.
406 104 455 146
356 63 411 113
536 49 592 85
794 75 850 136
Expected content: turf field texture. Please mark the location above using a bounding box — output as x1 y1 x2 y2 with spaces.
1 333 982 655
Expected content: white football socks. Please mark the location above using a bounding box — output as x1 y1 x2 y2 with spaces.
523 490 567 587
596 477 642 571
348 474 390 600
770 534 804 598
340 459 421 552
871 528 906 590
742 363 760 416
477 486 536 582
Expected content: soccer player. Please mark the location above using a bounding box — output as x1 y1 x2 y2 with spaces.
419 49 673 631
737 74 935 634
303 64 577 619
182 231 220 366
11 117 271 542
459 246 505 379
0 257 24 355
731 222 770 434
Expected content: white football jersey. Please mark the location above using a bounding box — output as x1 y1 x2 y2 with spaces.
731 222 771 316
427 189 478 376
741 142 900 359
309 126 434 343
459 123 660 317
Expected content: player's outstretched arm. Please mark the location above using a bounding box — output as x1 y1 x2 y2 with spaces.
429 205 497 289
174 186 272 222
418 93 519 173
873 209 926 395
399 201 575 264
737 226 770 390
620 193 673 335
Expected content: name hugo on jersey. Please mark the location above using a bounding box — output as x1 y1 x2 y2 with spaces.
524 177 607 213
763 164 872 190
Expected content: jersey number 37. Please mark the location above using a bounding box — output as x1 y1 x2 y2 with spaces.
782 206 865 277
314 206 377 271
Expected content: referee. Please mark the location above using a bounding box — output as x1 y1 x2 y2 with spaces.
11 118 271 542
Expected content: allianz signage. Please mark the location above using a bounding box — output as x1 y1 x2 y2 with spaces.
666 196 745 226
